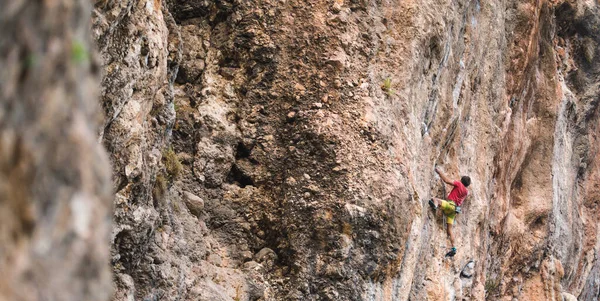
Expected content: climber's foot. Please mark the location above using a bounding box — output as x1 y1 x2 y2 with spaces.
428 199 437 211
445 247 457 258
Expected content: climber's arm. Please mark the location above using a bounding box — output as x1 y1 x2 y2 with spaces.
435 167 455 185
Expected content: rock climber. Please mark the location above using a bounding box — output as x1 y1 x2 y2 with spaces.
428 166 470 257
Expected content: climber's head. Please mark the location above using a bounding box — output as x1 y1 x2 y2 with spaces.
461 176 471 187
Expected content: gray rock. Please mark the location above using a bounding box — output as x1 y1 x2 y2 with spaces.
243 261 262 271
562 292 577 301
255 248 278 263
183 191 204 216
240 251 254 262
460 260 475 278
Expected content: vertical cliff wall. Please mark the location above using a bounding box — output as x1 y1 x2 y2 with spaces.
93 0 599 300
0 1 113 300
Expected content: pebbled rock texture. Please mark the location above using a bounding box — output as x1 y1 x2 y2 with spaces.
94 0 600 300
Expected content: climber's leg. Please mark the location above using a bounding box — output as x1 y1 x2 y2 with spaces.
444 224 457 257
440 200 458 257
446 223 455 248
432 197 445 207
440 200 456 221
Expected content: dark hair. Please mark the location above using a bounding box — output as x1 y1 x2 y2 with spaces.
461 176 471 187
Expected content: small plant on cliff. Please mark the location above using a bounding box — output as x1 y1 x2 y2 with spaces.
381 77 395 95
153 148 182 202
71 40 89 64
163 147 182 180
583 38 596 64
153 173 168 200
173 100 180 114
484 277 500 295
342 222 353 236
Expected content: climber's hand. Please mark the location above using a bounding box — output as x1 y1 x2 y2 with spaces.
435 166 442 174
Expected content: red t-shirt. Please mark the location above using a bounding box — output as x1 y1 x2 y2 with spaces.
447 181 468 206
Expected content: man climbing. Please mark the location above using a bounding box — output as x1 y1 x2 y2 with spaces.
428 166 470 257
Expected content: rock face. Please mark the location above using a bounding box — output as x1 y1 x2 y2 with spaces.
0 1 113 301
94 0 600 300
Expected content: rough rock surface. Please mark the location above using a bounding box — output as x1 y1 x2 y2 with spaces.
0 1 113 300
94 0 600 300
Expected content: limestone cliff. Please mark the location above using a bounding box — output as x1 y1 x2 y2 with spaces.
2 0 598 300
91 1 600 300
93 0 599 300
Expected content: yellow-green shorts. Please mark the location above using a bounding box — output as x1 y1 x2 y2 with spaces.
441 200 457 224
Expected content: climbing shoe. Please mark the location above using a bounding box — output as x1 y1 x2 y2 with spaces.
428 199 437 211
455 206 462 214
445 247 457 257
